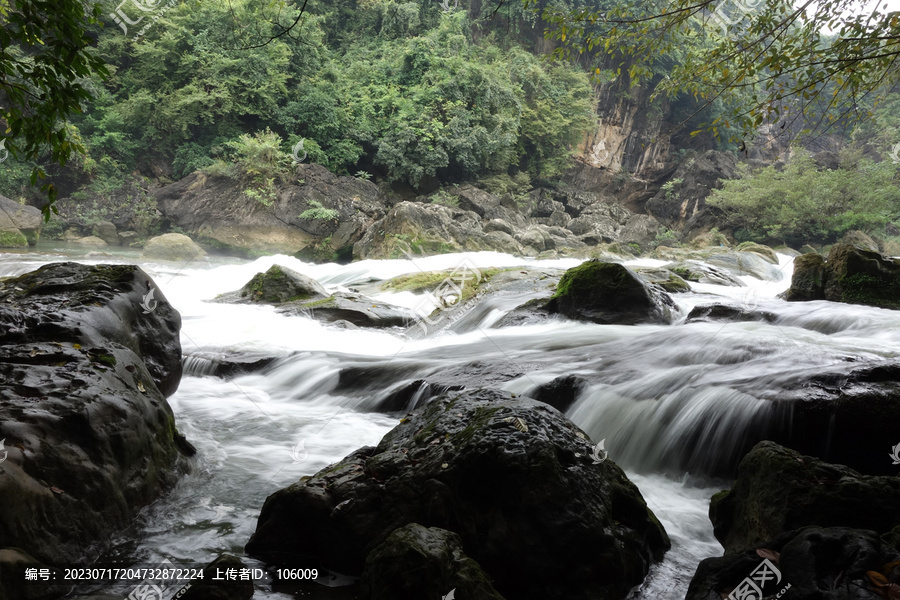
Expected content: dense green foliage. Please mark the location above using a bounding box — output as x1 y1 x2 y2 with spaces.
14 0 596 210
707 150 900 245
537 0 900 140
0 0 109 214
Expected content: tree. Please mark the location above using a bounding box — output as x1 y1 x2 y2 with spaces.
530 0 900 141
0 0 109 216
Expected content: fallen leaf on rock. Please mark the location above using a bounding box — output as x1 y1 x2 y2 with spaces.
137 381 146 393
50 487 64 495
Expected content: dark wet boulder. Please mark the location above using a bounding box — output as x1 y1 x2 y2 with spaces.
546 259 677 325
246 389 670 600
783 252 827 301
684 303 778 324
785 243 900 309
361 524 505 600
530 374 588 413
0 263 188 577
710 442 900 555
686 527 899 600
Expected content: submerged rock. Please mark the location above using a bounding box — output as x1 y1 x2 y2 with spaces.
710 441 900 555
786 243 900 309
246 388 670 600
0 263 188 575
546 259 677 325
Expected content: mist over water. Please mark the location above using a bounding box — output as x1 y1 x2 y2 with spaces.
5 245 899 599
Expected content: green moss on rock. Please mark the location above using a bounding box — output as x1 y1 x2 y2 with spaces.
0 229 28 248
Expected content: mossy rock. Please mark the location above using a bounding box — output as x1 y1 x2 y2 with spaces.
239 265 329 304
548 259 676 325
824 243 900 309
735 241 778 264
783 253 826 301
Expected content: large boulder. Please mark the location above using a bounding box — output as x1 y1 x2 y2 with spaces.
705 251 785 281
142 232 206 261
545 259 677 325
709 442 900 555
246 389 670 600
353 201 484 259
785 243 900 309
155 164 385 259
236 265 328 304
0 194 41 246
686 527 899 600
361 524 506 600
0 263 188 581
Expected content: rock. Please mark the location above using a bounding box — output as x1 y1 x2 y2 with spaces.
372 380 464 412
239 265 328 304
353 202 469 259
634 267 692 293
0 194 41 246
246 389 670 600
73 235 108 247
484 230 522 254
841 230 879 252
686 527 898 600
156 164 383 258
0 263 187 570
709 441 900 554
799 244 819 254
178 554 254 600
530 374 587 413
784 243 900 309
450 185 503 219
546 260 677 325
618 214 661 247
360 524 506 600
282 291 414 328
783 253 827 301
483 219 515 236
735 241 778 264
516 228 547 251
118 231 140 246
142 233 206 261
665 261 745 287
685 304 777 324
216 269 413 328
92 221 119 245
182 351 282 379
706 251 785 281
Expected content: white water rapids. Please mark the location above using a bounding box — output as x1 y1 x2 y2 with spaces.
4 245 900 600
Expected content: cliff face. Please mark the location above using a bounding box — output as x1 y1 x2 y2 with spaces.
579 78 673 180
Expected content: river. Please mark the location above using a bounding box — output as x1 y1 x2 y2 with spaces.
4 244 898 600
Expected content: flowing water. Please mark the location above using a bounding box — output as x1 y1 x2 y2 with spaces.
4 244 900 599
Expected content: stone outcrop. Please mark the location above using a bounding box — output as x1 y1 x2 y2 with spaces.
246 389 670 600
